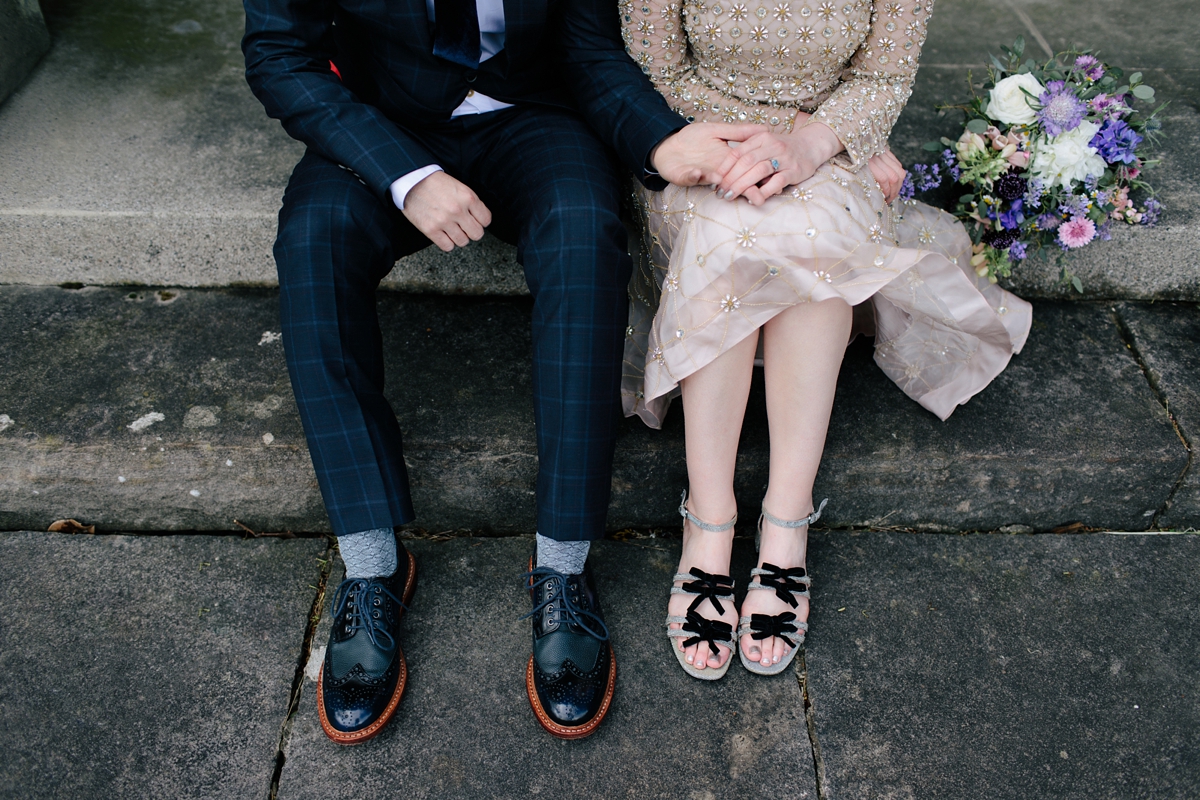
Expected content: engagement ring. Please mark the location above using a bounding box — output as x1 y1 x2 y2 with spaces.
770 158 780 172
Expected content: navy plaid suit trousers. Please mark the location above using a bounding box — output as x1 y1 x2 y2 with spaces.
275 107 633 541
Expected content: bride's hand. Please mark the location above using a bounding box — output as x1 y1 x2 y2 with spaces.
867 150 905 204
714 122 843 206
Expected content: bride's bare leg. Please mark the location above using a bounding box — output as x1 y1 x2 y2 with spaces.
670 330 759 670
741 297 851 667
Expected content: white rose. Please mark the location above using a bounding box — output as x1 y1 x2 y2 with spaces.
1029 121 1107 190
984 73 1045 126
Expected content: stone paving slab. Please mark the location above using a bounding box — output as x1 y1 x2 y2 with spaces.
1115 302 1200 528
0 0 1194 299
0 531 326 800
0 286 1189 533
276 537 817 800
803 530 1200 800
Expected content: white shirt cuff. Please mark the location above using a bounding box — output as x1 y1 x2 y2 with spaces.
389 165 444 211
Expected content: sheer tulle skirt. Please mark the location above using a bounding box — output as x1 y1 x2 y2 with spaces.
621 161 1032 428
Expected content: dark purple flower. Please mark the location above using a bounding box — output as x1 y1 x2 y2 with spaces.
1142 197 1163 227
1090 118 1143 165
1038 81 1088 137
994 172 1028 201
1008 241 1028 261
982 228 1019 249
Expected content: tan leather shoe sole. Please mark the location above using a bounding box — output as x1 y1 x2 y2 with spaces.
524 648 616 740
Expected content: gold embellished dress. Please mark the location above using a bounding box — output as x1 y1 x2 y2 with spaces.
619 0 1032 426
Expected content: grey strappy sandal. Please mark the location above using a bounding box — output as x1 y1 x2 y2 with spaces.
666 490 738 681
738 499 827 676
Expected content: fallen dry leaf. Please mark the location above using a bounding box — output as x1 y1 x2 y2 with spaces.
48 519 95 534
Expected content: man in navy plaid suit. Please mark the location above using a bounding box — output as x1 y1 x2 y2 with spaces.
243 0 747 741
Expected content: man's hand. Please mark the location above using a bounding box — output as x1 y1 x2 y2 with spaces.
402 171 492 252
650 122 762 186
866 150 905 205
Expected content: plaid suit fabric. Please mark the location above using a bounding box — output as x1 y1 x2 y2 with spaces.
276 107 632 540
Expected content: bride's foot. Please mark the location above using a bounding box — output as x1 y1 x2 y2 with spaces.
739 500 824 670
667 494 738 673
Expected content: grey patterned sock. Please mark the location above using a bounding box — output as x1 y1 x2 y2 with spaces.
535 533 590 575
338 527 398 579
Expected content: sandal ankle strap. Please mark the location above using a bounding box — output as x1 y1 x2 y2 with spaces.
759 498 828 530
679 489 738 532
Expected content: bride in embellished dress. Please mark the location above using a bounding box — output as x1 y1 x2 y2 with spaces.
619 0 1031 678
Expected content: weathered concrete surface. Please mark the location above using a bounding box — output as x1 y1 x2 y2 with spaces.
803 530 1200 800
1115 302 1200 528
0 531 326 799
0 0 1195 300
277 537 817 800
0 286 1190 533
0 0 50 106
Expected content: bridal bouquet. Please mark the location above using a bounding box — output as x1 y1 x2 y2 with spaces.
903 38 1165 291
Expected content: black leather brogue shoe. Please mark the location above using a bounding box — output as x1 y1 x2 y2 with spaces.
522 560 615 739
318 543 417 745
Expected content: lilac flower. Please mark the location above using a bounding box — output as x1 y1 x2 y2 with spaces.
1038 81 1088 137
1037 213 1061 230
1084 174 1100 193
1142 197 1163 227
1090 118 1143 164
1023 178 1045 209
1058 194 1089 218
999 199 1025 230
911 163 943 192
898 172 915 201
1008 241 1028 261
1094 190 1109 206
1074 54 1104 81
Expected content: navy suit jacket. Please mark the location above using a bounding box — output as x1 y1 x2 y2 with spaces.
243 0 687 200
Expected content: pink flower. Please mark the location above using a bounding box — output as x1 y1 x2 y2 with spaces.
1007 150 1031 168
1058 216 1097 248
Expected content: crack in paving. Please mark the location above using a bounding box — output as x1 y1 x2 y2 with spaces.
268 539 335 800
798 650 829 800
1111 306 1195 529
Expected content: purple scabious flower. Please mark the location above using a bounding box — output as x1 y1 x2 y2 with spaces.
1142 197 1163 227
999 199 1025 230
1074 54 1104 81
1090 118 1143 164
1008 240 1028 261
1038 81 1088 137
983 228 1020 250
898 172 915 201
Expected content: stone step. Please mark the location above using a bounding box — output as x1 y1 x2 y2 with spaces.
0 285 1194 533
0 0 1196 300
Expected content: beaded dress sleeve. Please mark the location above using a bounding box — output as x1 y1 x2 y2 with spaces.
814 0 934 167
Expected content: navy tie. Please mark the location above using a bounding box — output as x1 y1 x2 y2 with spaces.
433 0 481 69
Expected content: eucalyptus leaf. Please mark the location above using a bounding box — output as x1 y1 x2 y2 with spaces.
966 118 989 134
991 54 1007 72
1129 71 1143 84
1071 276 1084 294
1014 36 1025 57
1115 85 1130 96
922 141 943 151
1133 84 1156 100
959 194 976 203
